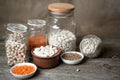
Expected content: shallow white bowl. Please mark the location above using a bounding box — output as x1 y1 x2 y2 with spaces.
10 62 37 79
61 51 84 65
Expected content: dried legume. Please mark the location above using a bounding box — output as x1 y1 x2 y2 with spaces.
5 33 27 66
33 45 58 57
28 34 46 51
12 65 35 75
80 35 102 58
49 30 76 52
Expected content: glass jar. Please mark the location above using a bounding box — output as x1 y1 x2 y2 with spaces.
47 3 76 52
27 19 47 52
5 23 28 66
79 35 102 58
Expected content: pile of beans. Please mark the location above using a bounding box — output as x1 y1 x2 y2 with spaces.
12 65 35 75
33 45 58 57
49 30 76 52
80 35 102 58
5 33 27 66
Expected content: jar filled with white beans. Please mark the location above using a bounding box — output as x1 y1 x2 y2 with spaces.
47 3 76 52
79 35 102 58
5 23 28 66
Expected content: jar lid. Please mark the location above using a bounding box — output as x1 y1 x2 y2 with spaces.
7 23 27 33
27 19 46 27
48 3 74 13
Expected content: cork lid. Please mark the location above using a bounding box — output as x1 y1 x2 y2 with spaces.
48 3 74 13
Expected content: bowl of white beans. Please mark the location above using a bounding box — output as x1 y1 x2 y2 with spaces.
31 45 61 69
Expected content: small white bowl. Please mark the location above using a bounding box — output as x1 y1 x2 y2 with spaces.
10 62 37 79
61 51 84 65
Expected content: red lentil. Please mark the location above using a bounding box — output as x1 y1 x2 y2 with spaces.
28 34 46 51
12 65 35 75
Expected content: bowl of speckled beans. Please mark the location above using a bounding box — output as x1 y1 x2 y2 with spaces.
61 51 84 65
32 45 61 69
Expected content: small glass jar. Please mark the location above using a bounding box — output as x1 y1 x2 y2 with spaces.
5 23 28 66
27 19 47 52
47 3 76 52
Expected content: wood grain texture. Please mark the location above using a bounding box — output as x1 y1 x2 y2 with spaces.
0 57 120 80
0 28 120 80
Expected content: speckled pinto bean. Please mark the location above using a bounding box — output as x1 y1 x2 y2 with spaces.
5 33 27 66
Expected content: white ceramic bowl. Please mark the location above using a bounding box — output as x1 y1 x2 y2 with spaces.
61 51 84 65
10 62 37 79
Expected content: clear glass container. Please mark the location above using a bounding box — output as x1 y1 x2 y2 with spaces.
47 3 76 52
5 23 28 66
27 19 47 52
79 35 102 58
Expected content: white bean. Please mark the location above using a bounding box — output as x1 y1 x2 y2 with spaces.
49 29 76 52
34 45 58 57
80 35 102 58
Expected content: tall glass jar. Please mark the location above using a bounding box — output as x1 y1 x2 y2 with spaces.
47 3 76 52
27 19 47 52
5 23 28 66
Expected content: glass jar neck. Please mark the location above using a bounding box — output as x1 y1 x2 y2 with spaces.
49 11 74 18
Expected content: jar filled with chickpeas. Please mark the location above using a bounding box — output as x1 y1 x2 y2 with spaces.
5 23 28 66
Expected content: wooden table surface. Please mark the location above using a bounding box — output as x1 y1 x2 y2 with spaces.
0 27 120 80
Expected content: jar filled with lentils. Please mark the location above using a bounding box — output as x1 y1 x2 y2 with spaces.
47 3 76 52
5 23 28 66
27 19 47 54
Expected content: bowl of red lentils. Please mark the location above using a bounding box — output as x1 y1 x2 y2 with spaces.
10 62 37 79
61 51 84 65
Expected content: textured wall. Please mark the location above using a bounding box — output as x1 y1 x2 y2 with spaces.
74 0 120 37
0 0 120 37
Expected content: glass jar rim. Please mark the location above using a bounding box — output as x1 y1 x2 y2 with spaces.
49 10 74 17
6 23 27 33
27 19 46 27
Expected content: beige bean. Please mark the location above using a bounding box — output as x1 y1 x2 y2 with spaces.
6 33 27 66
